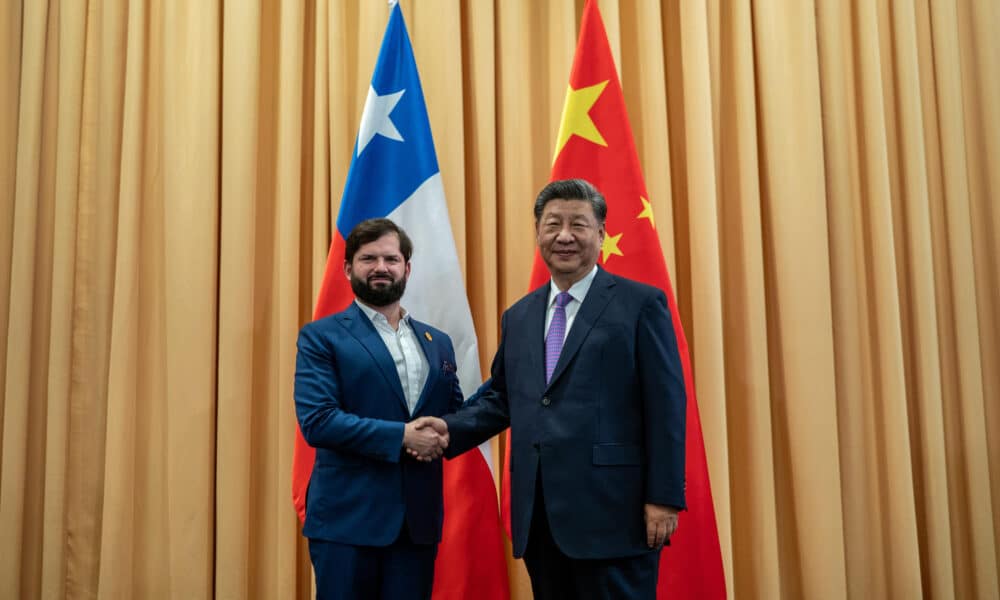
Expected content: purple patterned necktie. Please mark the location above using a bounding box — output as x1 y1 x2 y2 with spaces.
545 291 573 383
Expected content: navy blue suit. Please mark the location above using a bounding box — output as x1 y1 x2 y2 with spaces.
444 268 686 597
295 302 463 599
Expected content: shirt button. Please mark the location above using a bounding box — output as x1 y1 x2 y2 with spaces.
541 396 551 406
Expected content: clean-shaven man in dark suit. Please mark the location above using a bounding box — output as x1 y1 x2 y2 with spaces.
438 179 687 599
294 218 460 600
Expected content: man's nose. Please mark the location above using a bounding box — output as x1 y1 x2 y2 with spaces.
556 226 575 241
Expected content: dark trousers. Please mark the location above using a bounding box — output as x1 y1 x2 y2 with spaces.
308 526 438 600
523 475 661 600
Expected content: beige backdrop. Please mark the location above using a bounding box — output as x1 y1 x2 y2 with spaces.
2 0 999 598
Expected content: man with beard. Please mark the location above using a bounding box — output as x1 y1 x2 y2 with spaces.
294 218 461 600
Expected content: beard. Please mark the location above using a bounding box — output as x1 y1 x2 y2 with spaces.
350 272 407 307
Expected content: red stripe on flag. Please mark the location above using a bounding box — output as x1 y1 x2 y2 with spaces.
292 231 351 522
434 453 509 599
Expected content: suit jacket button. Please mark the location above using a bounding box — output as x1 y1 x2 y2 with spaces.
541 396 551 406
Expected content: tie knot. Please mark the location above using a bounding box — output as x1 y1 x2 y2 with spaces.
555 291 573 308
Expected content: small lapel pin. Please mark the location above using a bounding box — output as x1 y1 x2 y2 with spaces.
424 331 433 341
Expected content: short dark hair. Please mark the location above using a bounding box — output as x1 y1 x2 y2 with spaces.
344 218 413 263
533 178 607 225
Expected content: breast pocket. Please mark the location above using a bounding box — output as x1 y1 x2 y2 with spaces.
592 324 632 371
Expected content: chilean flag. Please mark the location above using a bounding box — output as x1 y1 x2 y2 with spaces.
291 4 509 598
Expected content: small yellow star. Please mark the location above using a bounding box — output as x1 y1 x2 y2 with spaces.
637 197 656 229
601 232 624 264
553 80 610 161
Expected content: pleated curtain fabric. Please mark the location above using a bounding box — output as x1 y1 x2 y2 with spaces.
1 1 999 599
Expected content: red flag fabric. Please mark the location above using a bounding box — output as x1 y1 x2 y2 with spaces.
500 1 726 597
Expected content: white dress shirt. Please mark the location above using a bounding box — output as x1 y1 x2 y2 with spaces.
544 265 599 343
356 300 429 415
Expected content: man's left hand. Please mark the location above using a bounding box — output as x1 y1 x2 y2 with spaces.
644 503 679 549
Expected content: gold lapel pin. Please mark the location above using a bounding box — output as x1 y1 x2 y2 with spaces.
424 331 433 341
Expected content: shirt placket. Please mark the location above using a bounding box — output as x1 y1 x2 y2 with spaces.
396 328 412 413
402 328 420 413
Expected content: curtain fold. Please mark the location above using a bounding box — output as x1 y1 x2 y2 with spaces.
2 1 998 598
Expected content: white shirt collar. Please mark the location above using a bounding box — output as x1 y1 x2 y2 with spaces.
547 265 599 308
355 299 410 326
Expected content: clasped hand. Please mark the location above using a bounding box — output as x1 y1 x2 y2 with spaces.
403 417 449 462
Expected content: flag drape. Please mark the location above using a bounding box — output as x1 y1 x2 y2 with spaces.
500 1 727 597
290 5 508 599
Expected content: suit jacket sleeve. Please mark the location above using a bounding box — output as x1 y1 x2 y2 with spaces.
443 313 513 457
294 324 405 463
638 291 687 509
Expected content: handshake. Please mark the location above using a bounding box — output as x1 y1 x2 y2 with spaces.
402 416 449 462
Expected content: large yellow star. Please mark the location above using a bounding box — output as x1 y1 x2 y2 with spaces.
601 231 624 263
553 80 610 161
637 196 656 229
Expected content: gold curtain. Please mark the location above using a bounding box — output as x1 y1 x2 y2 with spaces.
2 0 998 598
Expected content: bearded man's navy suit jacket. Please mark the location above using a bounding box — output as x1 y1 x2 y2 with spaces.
294 302 463 546
444 267 687 559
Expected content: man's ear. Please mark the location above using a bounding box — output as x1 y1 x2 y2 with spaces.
343 261 351 280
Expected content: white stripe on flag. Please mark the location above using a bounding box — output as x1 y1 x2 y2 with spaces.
388 173 495 473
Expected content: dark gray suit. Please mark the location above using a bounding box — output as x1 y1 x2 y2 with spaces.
445 267 686 581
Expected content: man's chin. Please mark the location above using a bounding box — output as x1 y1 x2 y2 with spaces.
547 258 580 272
350 274 405 306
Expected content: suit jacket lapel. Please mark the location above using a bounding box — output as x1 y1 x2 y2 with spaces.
525 284 550 393
546 269 616 390
409 319 441 416
338 304 408 414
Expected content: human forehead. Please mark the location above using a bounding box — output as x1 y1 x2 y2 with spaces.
355 233 403 257
539 198 597 221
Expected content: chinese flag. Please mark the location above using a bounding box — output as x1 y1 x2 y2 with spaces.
501 1 727 597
